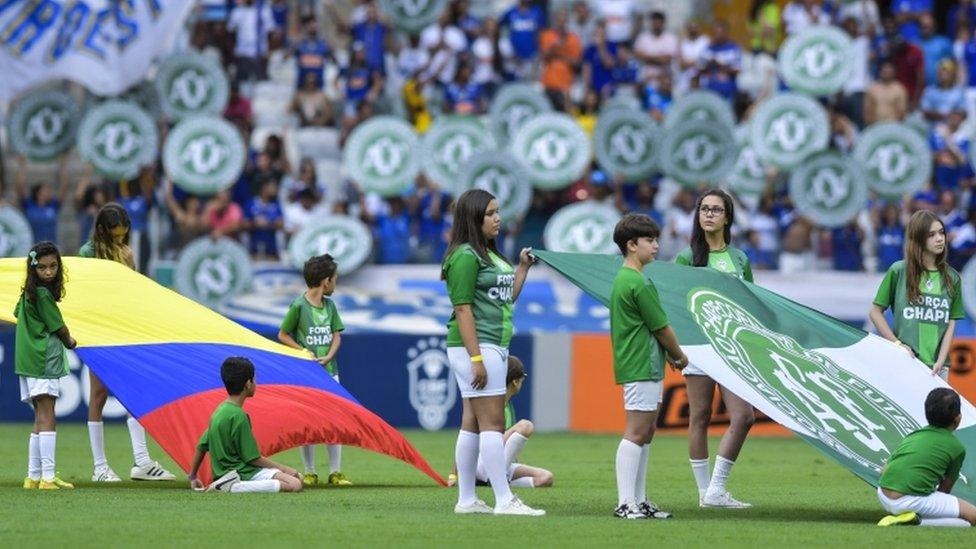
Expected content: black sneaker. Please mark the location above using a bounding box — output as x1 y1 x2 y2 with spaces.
614 503 648 519
637 501 673 519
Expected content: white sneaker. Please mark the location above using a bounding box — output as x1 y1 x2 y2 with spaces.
92 467 122 482
494 496 545 516
614 503 648 519
701 490 752 508
206 470 241 493
454 499 493 514
130 461 177 481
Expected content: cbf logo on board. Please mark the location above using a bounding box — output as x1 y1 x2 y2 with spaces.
407 337 457 430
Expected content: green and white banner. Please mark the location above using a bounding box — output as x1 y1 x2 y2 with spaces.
421 116 494 195
750 92 830 168
163 116 246 195
511 113 591 190
853 122 932 198
788 151 867 228
664 90 736 130
543 203 621 254
77 101 158 180
7 89 80 161
0 205 33 257
594 109 661 183
658 120 736 187
288 216 374 273
488 84 553 145
778 26 853 96
344 116 421 197
600 92 642 114
378 0 448 34
155 51 230 120
458 150 531 226
728 123 768 195
535 250 976 505
174 237 253 308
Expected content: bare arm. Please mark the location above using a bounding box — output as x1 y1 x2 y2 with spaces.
512 248 536 302
54 325 76 350
318 331 341 366
932 319 956 376
188 447 206 489
937 474 956 493
868 303 915 357
653 325 688 368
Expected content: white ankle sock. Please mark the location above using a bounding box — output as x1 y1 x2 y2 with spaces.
39 431 56 482
455 430 479 506
27 433 40 480
690 458 710 497
920 518 971 527
480 431 514 507
88 421 108 471
708 456 735 494
615 439 642 506
126 417 151 467
301 445 316 474
510 476 534 488
327 444 342 473
635 444 650 503
504 433 528 467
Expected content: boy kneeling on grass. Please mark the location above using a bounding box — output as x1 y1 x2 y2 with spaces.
189 357 303 493
877 388 975 527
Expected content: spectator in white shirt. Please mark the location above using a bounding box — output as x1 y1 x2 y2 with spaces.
840 17 871 128
228 0 277 81
634 11 678 84
676 20 710 95
597 0 638 45
567 1 597 48
420 11 468 85
838 0 881 36
781 0 830 36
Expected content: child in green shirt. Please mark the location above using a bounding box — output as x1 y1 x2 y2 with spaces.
877 388 975 527
610 214 688 520
277 254 349 486
16 242 76 490
189 357 302 493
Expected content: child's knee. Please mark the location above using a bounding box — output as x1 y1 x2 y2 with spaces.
514 420 534 438
536 470 554 487
732 409 755 430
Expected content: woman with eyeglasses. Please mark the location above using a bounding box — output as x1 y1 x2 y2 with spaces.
674 189 756 509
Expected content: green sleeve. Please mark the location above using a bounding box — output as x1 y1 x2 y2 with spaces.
445 252 478 306
279 302 300 333
946 446 965 484
196 428 209 453
36 289 65 333
78 241 95 258
950 271 965 320
330 301 345 333
674 248 691 266
636 281 669 333
740 251 754 283
236 414 262 464
873 267 897 309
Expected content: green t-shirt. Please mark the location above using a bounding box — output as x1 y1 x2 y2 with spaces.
873 261 965 367
443 244 515 348
78 240 94 258
609 267 669 384
14 287 69 379
197 401 262 481
279 294 345 375
878 426 965 496
674 245 754 283
504 401 516 431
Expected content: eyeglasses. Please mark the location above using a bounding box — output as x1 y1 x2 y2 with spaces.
699 206 726 216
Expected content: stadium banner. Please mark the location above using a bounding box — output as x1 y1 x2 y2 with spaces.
536 250 976 503
0 0 195 100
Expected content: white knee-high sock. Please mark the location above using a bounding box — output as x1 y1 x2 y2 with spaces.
504 433 528 466
510 476 534 488
615 439 642 506
39 431 56 482
455 430 479 506
635 444 650 504
301 445 316 474
690 458 710 497
27 433 41 480
920 518 971 527
126 417 151 467
327 444 342 473
230 480 281 493
88 421 108 470
480 431 514 508
708 456 735 494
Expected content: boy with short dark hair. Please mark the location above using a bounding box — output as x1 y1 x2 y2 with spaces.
609 214 688 519
277 254 349 486
188 357 303 493
877 388 975 527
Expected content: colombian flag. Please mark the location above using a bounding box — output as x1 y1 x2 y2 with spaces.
0 258 445 485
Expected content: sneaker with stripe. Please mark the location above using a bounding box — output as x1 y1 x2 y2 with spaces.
130 461 177 481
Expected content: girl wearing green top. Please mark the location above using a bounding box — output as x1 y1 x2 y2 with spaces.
79 204 176 483
441 189 544 517
674 189 755 509
870 210 964 382
16 242 76 490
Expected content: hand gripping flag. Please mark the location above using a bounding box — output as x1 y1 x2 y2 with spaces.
535 250 976 504
0 258 446 485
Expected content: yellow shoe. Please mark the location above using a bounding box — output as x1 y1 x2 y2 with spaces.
328 472 352 486
302 472 319 486
878 512 920 526
23 477 39 489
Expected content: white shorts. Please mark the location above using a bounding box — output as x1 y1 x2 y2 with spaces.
447 344 507 398
877 487 960 519
19 376 60 404
682 362 708 377
249 468 280 481
623 380 663 412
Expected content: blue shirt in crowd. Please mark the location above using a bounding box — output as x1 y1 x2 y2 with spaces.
501 5 545 60
118 194 149 233
444 82 484 114
245 196 283 256
914 34 953 85
352 22 387 72
920 85 966 116
374 211 412 264
295 38 330 88
583 42 617 95
893 0 933 42
22 198 59 244
876 225 904 271
700 41 741 100
831 226 863 271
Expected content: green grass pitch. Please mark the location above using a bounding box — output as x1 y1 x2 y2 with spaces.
0 424 970 546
